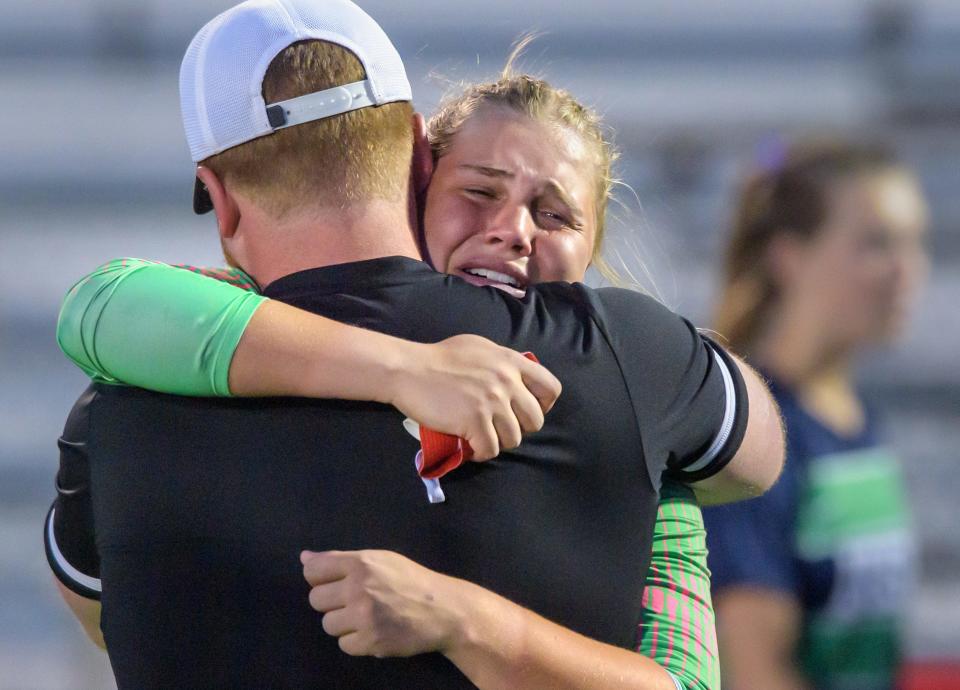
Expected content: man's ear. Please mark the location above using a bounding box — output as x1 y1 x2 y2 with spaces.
196 166 240 239
410 112 434 197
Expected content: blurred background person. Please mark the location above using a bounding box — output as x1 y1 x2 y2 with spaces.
703 140 929 690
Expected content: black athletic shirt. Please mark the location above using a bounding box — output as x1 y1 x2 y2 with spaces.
46 256 747 689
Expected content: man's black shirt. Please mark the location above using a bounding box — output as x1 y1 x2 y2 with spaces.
47 256 747 688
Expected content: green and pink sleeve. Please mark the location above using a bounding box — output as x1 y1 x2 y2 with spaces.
57 258 265 396
639 481 719 690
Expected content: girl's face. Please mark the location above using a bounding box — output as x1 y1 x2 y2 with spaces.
422 108 598 296
775 169 929 347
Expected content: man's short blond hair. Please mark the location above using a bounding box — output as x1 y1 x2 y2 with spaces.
203 40 414 218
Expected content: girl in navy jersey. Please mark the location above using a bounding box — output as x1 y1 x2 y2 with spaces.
703 140 929 690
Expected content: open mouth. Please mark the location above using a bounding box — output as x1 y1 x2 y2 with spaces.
460 267 527 297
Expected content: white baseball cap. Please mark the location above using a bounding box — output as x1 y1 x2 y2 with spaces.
180 0 412 213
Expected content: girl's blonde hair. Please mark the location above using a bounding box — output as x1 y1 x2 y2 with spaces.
426 37 624 283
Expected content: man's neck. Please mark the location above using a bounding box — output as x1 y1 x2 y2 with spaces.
240 201 421 288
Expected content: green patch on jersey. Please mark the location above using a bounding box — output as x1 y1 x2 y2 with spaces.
794 447 915 690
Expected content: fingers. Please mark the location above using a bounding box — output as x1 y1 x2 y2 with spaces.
308 577 351 613
408 336 561 462
491 405 523 452
510 388 545 437
337 631 370 657
499 353 555 438
321 606 356 638
466 354 558 459
518 356 562 415
302 550 350 586
302 549 381 659
466 417 499 461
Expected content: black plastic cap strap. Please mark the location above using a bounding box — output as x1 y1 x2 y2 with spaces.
266 104 287 129
193 177 213 215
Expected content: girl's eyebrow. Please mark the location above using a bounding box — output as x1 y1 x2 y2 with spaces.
458 163 514 179
542 180 585 224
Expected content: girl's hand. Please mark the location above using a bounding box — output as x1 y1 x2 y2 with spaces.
389 335 561 460
301 549 468 658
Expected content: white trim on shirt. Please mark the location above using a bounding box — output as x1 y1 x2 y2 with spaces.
682 345 737 474
46 506 102 594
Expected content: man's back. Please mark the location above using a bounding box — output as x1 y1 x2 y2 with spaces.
72 257 743 688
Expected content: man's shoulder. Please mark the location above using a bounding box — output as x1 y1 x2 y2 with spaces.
524 281 662 317
575 284 670 318
427 278 609 338
420 278 680 353
530 283 682 342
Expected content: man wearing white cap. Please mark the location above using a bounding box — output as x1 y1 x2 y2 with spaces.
45 1 781 687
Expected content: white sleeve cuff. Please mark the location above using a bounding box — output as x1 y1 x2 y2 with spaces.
681 344 737 475
45 506 101 599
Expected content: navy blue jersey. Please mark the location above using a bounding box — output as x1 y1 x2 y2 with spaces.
704 377 914 690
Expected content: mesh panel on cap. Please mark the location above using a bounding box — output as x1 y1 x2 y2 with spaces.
180 16 222 161
279 0 411 102
184 1 293 160
181 0 411 163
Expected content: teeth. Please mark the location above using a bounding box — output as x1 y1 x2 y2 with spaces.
465 268 520 287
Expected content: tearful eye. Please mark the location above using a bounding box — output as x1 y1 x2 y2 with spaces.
537 209 571 228
465 188 496 199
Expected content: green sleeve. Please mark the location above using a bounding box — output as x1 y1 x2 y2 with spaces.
636 481 720 690
56 258 267 397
